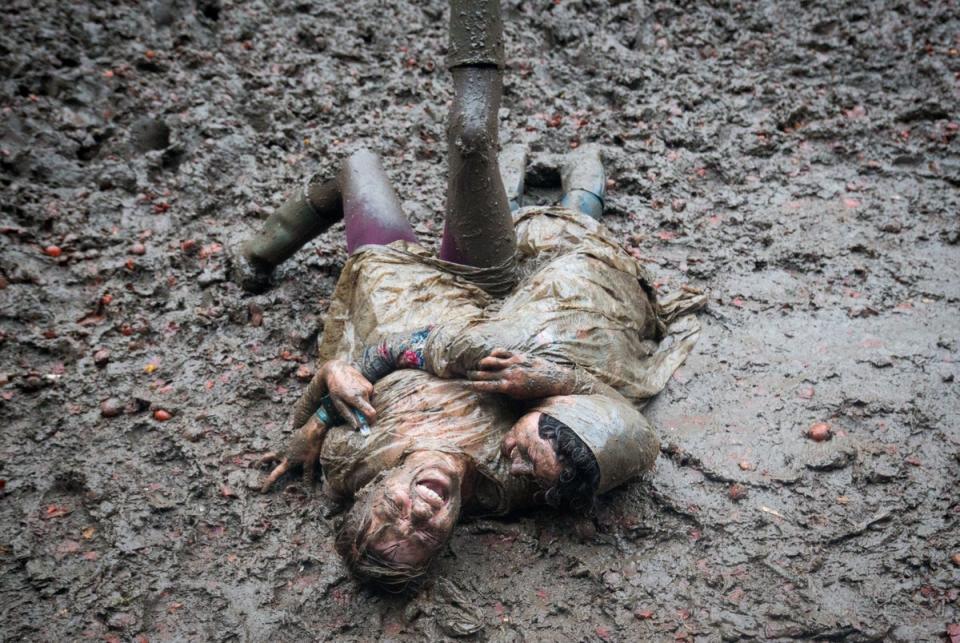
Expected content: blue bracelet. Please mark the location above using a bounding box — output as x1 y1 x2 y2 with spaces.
314 395 371 436
314 403 334 426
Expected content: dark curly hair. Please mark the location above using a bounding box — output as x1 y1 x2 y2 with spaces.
538 413 600 513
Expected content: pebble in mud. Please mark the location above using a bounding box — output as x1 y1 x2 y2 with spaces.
952 553 960 567
100 398 123 417
808 422 832 442
728 484 748 501
153 409 172 422
93 349 110 367
130 243 146 255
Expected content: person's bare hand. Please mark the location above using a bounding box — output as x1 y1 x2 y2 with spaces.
321 359 376 429
290 359 377 431
466 349 574 399
258 416 326 492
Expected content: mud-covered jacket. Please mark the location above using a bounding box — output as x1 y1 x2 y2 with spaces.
317 207 705 507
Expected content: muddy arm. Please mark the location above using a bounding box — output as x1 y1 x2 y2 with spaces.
355 323 513 383
464 349 621 400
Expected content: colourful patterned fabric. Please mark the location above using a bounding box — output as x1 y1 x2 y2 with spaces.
360 327 432 381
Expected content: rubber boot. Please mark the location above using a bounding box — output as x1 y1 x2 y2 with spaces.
233 178 341 293
447 0 505 70
559 144 605 220
499 143 528 212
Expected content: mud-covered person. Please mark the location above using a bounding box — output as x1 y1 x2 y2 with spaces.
239 0 704 587
255 168 704 586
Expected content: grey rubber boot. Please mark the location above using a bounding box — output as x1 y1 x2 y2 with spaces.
559 144 605 220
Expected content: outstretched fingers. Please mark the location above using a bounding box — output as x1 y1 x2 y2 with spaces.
256 451 281 468
261 458 290 493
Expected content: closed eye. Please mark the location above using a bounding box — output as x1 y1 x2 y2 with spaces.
377 497 402 518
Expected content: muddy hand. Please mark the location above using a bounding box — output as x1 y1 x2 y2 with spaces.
467 348 574 399
322 359 377 430
258 417 326 492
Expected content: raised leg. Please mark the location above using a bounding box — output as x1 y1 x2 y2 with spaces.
439 0 517 288
233 149 415 292
243 179 341 270
339 149 417 253
559 144 606 220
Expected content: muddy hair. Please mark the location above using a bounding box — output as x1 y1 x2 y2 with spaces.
538 413 600 514
333 471 435 591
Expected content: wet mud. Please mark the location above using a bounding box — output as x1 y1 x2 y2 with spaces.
1 0 958 641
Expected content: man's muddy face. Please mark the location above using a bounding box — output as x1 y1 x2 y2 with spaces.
501 411 562 487
363 451 463 569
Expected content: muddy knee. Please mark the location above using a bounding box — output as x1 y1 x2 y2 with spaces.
450 112 497 161
447 60 502 160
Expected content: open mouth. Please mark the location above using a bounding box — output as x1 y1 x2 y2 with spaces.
415 478 449 508
507 447 535 477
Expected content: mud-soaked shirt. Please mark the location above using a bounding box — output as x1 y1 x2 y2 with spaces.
316 206 705 506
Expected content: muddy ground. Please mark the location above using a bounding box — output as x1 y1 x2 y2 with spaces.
1 0 959 640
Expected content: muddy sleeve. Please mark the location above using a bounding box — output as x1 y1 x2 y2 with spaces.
356 321 489 382
422 324 629 404
422 323 502 378
567 366 624 399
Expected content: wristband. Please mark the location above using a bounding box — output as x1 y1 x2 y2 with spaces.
314 403 334 426
314 394 371 437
